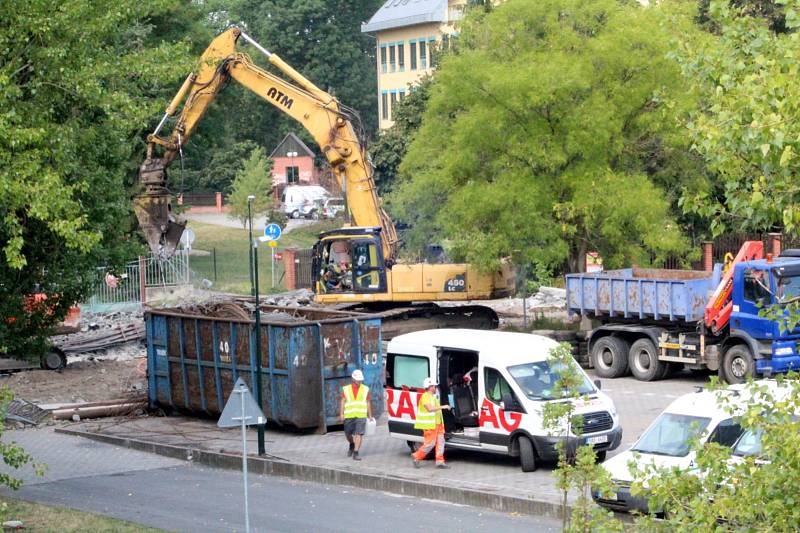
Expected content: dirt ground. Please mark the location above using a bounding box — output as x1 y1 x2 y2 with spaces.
1 354 146 405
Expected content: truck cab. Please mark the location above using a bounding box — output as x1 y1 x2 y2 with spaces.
728 258 800 377
386 329 622 471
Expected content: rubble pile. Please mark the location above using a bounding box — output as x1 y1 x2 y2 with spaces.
528 287 567 309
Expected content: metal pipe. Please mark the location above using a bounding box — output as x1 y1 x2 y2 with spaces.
152 112 170 137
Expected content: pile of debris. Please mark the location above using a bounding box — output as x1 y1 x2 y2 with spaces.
527 287 567 310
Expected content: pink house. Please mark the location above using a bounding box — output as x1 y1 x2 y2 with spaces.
270 133 319 196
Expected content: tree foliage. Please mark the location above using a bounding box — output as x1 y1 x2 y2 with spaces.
390 0 703 273
371 76 433 196
0 0 197 357
677 0 800 236
228 147 274 227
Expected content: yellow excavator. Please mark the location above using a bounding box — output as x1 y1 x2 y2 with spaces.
134 27 514 333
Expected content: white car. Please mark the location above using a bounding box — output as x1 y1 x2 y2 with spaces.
596 382 791 513
386 329 622 472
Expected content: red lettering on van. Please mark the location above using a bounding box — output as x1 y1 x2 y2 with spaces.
478 399 521 432
385 388 417 419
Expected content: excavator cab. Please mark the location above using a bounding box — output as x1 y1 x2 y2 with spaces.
312 228 387 295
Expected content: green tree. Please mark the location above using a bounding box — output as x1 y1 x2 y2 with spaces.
228 148 274 227
371 77 433 196
0 0 197 359
180 140 260 194
390 0 703 273
677 0 800 236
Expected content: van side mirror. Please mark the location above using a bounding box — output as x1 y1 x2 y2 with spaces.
594 379 602 390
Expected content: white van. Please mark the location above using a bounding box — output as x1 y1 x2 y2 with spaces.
386 329 622 472
597 385 756 513
281 185 329 219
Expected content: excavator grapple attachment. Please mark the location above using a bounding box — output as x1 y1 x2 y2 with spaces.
134 157 185 259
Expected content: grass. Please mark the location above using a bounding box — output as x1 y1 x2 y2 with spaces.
187 220 338 295
0 496 165 532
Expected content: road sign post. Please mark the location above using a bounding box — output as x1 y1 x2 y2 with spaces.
218 378 266 533
263 223 282 289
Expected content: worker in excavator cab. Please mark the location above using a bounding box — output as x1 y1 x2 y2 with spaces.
321 240 352 292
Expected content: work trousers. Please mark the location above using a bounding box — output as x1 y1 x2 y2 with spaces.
412 424 445 463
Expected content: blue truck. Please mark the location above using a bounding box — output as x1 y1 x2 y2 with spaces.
566 242 800 384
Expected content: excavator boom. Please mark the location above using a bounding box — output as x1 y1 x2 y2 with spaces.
135 28 398 261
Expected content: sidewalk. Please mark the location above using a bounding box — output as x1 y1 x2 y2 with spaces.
59 415 568 518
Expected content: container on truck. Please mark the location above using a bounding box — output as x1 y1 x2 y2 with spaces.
566 242 800 384
386 329 622 471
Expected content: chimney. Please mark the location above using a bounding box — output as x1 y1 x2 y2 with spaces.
702 241 713 272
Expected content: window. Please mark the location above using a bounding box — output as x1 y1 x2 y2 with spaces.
399 90 405 102
398 42 405 71
410 41 417 70
380 45 387 73
391 91 398 106
388 354 429 389
353 241 381 290
419 40 427 69
484 367 518 405
286 166 299 184
389 44 396 72
632 413 711 457
708 417 743 447
744 269 770 304
381 92 388 120
508 360 594 401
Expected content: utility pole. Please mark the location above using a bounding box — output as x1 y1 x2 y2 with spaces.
247 196 266 456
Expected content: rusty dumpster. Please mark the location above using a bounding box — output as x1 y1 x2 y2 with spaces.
145 303 383 431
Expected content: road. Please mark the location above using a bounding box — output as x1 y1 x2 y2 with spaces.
185 212 315 233
2 430 560 533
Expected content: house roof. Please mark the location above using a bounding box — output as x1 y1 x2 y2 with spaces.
269 132 315 159
361 0 447 33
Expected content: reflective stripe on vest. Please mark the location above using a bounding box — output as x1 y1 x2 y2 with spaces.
414 392 438 430
343 384 369 419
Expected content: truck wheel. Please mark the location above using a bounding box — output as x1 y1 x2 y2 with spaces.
518 436 538 472
591 337 630 378
722 345 754 384
628 338 665 381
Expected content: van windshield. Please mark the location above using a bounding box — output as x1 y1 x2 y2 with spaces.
732 429 763 457
632 413 711 457
507 360 594 401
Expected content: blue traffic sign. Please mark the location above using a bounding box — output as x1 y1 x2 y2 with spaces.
264 223 282 241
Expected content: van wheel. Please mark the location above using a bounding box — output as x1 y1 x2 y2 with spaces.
722 345 754 384
628 338 665 381
406 440 420 452
291 210 300 219
518 436 537 472
591 337 630 378
310 209 320 220
595 450 607 463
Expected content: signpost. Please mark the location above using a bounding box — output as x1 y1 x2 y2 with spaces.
263 223 282 288
218 378 266 533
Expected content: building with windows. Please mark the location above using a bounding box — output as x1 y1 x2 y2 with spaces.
269 132 319 192
362 0 467 129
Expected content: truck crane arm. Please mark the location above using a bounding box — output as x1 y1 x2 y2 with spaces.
704 240 764 334
134 27 398 261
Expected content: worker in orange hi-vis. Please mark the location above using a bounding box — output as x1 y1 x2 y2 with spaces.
412 377 452 469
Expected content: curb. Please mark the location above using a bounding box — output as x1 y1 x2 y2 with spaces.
55 427 568 519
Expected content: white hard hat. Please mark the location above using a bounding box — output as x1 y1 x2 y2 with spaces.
351 369 364 381
423 377 437 389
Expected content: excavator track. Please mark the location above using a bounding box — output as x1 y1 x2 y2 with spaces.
335 303 499 340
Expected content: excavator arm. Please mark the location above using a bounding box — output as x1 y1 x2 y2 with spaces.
135 27 398 261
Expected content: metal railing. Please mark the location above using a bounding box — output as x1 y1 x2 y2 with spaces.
85 250 191 312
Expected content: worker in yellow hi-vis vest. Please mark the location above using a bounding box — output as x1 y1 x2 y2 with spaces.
340 369 373 461
412 377 452 469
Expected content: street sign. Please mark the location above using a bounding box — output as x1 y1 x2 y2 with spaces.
218 378 266 428
180 228 196 249
264 223 282 242
268 240 278 248
275 252 283 260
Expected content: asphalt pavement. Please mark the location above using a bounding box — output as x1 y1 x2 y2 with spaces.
1 429 560 533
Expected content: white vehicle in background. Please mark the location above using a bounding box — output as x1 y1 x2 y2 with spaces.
386 329 622 472
596 382 791 513
281 185 329 219
322 197 345 219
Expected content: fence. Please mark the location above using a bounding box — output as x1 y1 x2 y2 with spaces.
85 250 191 312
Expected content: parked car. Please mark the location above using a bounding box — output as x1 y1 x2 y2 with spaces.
281 185 329 219
322 197 345 219
595 382 791 513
